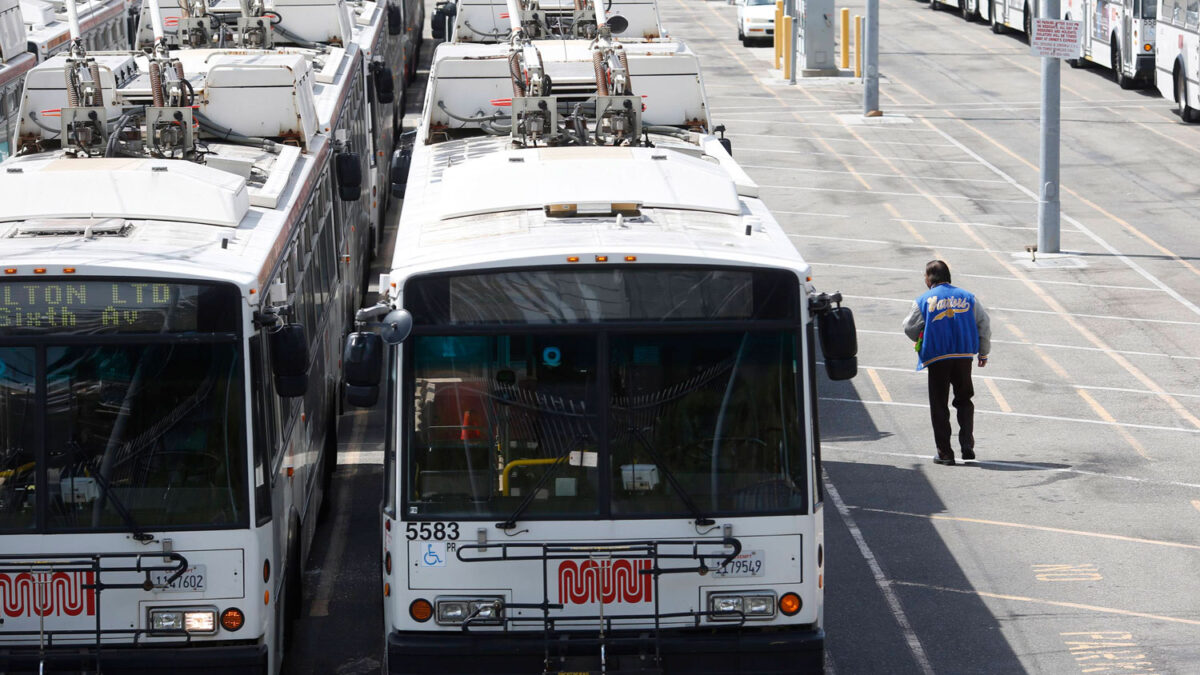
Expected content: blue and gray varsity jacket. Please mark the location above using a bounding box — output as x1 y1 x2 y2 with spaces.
901 283 991 370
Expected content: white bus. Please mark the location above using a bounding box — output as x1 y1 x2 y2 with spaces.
0 26 372 672
132 0 405 251
989 0 1035 39
1063 0 1156 87
345 27 858 675
1155 0 1200 119
1 0 129 161
450 0 665 43
1 0 35 160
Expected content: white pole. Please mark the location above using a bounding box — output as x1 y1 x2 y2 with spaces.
507 0 523 34
65 0 82 42
146 0 167 45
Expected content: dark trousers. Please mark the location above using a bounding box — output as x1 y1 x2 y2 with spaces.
927 358 974 457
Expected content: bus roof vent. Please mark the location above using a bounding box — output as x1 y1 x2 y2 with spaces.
7 218 132 238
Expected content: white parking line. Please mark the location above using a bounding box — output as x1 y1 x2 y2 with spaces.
855 328 1200 362
740 163 1008 185
735 146 985 165
788 233 1004 253
820 397 1200 435
825 445 1200 490
732 133 958 148
845 293 1200 327
810 261 1159 292
764 184 1031 205
846 362 1200 400
824 476 935 675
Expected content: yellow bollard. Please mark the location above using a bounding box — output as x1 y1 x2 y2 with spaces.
782 15 794 81
840 8 850 70
854 15 863 78
774 1 784 70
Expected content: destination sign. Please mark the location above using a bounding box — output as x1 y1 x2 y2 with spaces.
0 281 204 335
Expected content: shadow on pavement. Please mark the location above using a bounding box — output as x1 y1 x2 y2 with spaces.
822 459 1028 674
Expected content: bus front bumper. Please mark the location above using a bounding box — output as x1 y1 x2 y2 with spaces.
0 642 267 674
386 625 824 674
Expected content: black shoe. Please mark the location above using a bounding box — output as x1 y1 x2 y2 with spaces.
933 455 956 466
961 448 976 461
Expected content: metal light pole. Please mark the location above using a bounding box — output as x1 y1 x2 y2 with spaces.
863 0 879 115
1036 0 1061 253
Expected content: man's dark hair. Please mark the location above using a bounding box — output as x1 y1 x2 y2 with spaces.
925 260 951 285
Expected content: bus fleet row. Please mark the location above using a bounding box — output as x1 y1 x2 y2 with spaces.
0 0 858 672
926 0 1200 122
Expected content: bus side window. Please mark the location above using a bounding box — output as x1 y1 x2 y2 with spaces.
250 336 275 524
1188 0 1198 28
1174 0 1184 24
258 324 285 466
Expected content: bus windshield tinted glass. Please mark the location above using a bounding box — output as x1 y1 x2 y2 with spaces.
409 334 601 518
406 330 806 519
1142 0 1157 18
610 332 804 515
0 280 247 533
43 343 247 530
407 268 798 324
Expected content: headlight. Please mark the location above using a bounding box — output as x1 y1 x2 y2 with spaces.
434 596 504 626
149 607 218 635
707 592 777 621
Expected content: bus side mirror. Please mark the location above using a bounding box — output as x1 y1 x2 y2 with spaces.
390 130 416 199
344 332 384 407
335 152 362 201
372 61 395 105
387 2 402 35
270 323 310 397
817 306 858 381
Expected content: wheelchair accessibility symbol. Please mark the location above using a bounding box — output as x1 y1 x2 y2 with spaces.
420 542 446 568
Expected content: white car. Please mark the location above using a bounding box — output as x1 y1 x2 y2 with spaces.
737 0 776 46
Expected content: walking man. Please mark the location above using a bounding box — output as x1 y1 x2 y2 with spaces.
902 260 991 465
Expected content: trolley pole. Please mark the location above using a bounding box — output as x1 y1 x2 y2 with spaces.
863 0 879 115
1037 0 1062 253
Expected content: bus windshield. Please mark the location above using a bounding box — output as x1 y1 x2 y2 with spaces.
404 268 808 520
0 281 248 533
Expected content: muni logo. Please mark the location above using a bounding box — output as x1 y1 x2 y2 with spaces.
0 571 97 618
557 559 652 605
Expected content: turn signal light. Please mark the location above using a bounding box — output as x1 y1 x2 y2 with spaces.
33 268 46 274
4 269 16 274
1144 43 1152 51
410 598 433 622
595 255 608 262
62 268 76 273
220 608 245 631
779 592 802 616
624 256 637 262
566 256 580 263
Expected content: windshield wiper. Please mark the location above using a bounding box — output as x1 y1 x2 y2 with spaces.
495 443 577 531
627 427 715 527
65 442 154 543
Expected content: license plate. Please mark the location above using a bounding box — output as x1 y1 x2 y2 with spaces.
713 550 764 578
152 565 206 592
